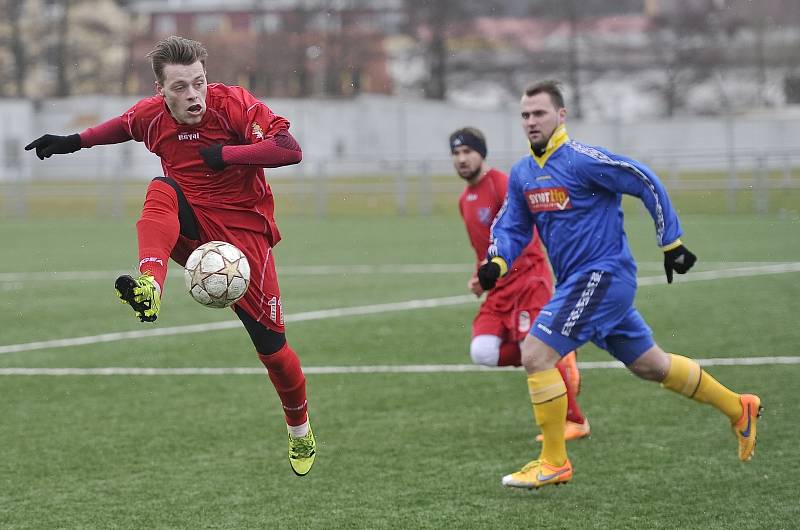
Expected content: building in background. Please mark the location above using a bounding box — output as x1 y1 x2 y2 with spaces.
0 0 133 99
127 0 400 98
1 0 800 118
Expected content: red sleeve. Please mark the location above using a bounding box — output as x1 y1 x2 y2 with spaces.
221 129 302 168
223 86 290 141
79 116 133 147
79 96 163 147
213 86 298 168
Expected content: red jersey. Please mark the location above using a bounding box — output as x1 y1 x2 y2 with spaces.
459 168 552 311
119 83 287 246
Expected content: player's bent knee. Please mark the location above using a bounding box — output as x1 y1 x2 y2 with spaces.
626 345 669 381
520 335 560 372
470 335 502 366
234 306 286 354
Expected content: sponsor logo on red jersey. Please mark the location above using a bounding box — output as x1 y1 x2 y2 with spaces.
525 186 572 212
177 132 200 141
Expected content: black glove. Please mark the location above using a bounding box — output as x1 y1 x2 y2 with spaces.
199 144 226 170
477 259 502 291
25 133 82 160
663 244 697 284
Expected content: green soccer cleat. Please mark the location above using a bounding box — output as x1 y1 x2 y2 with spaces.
115 273 161 322
288 423 316 476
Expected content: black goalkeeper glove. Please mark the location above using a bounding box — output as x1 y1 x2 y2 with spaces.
199 144 226 170
477 257 506 291
25 133 82 160
663 243 697 284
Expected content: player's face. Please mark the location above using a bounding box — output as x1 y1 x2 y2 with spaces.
451 145 484 181
520 92 566 152
158 61 208 125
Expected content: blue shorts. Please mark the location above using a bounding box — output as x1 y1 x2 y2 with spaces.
530 270 654 365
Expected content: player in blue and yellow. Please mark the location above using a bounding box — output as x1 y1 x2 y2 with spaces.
478 80 762 489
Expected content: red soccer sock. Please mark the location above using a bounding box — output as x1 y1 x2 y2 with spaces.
136 179 180 291
557 361 586 424
258 343 308 426
497 341 522 366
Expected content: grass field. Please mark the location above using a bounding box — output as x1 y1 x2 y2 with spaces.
1 202 799 528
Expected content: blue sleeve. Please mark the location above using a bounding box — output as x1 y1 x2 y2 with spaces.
579 150 682 247
488 167 535 264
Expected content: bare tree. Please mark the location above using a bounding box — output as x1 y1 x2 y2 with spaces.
402 0 462 100
525 0 587 118
5 0 28 97
645 2 726 117
54 0 72 97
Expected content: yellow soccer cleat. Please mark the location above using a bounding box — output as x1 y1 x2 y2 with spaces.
115 273 161 322
536 419 591 442
733 394 762 461
501 458 573 489
288 423 317 476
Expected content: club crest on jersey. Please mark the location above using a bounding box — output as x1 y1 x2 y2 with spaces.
251 122 264 140
478 207 493 225
525 186 572 212
518 310 531 333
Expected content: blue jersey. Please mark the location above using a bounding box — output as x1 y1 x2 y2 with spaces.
489 126 682 286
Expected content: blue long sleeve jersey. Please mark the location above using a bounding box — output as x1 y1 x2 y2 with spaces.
489 126 682 287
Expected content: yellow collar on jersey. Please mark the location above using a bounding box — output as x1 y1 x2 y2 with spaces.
530 124 569 168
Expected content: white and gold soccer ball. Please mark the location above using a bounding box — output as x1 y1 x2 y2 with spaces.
184 241 250 308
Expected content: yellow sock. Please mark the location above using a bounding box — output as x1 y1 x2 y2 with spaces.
528 368 568 466
661 353 743 421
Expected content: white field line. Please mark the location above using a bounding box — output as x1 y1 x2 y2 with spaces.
0 261 795 283
1 356 798 376
0 264 472 283
0 295 476 355
2 263 799 356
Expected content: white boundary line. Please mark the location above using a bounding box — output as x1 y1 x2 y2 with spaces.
0 264 472 282
1 356 798 376
0 295 476 355
2 263 799 356
0 261 796 283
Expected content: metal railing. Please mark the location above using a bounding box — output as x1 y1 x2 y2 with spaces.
2 149 800 218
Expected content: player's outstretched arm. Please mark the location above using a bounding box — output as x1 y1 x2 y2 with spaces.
578 149 690 273
24 134 82 160
26 116 134 160
200 130 303 171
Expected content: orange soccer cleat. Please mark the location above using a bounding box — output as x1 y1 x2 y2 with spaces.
536 419 591 442
733 394 762 461
558 350 581 397
501 458 573 489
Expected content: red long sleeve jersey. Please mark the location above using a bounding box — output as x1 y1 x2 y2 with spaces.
459 168 553 307
86 83 291 246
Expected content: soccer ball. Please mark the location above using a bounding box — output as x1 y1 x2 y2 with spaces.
184 241 250 308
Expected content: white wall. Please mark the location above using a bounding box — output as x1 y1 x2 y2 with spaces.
3 94 800 181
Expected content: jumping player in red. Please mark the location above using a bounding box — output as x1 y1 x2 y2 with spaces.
25 36 316 476
452 127 590 441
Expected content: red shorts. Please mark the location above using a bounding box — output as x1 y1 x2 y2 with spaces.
472 275 552 343
171 229 284 334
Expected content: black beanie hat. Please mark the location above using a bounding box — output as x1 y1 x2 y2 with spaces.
449 128 487 159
